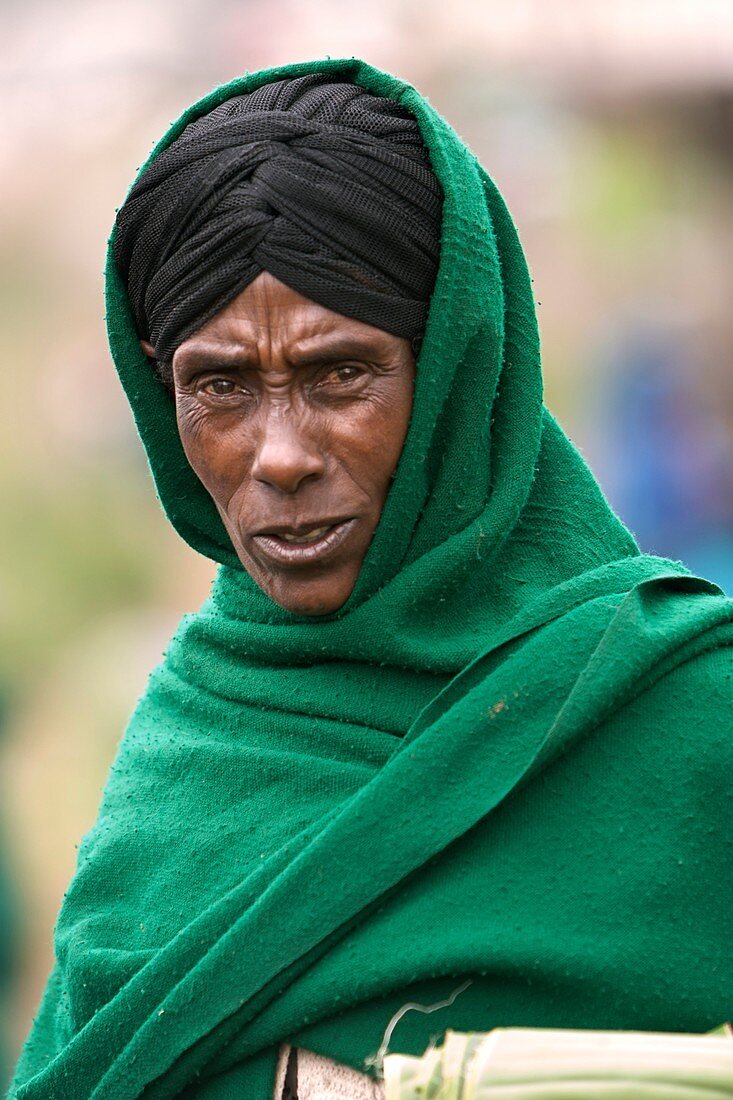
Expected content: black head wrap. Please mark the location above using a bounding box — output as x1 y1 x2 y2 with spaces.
113 75 443 366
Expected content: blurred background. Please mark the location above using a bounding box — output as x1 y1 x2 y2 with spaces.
2 0 733 1080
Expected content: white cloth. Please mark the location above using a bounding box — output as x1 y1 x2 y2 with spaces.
274 1044 385 1099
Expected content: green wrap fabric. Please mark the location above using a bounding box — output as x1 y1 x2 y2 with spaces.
11 59 733 1099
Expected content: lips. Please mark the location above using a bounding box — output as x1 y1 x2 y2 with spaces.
250 518 357 567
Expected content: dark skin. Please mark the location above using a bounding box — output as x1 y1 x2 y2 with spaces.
143 272 415 616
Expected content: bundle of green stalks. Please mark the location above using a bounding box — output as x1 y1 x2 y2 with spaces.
382 1025 733 1099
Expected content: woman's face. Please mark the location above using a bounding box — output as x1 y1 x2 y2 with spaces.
170 272 415 615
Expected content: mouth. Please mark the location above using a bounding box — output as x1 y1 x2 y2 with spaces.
250 517 358 567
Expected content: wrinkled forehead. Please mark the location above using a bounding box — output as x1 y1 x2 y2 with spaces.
171 273 414 378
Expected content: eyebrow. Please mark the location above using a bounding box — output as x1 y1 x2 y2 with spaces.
177 335 385 372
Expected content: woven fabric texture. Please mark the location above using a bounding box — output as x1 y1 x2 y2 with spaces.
11 58 733 1100
113 74 442 363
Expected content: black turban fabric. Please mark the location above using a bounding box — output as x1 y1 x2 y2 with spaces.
113 75 443 364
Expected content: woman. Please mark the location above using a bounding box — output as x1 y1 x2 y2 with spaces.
11 59 733 1099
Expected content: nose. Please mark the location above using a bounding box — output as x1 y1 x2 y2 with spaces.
250 408 325 494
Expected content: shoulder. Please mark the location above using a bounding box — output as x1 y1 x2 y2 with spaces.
634 642 732 727
598 641 732 801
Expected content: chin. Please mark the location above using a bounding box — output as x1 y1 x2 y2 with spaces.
243 562 357 617
271 583 353 617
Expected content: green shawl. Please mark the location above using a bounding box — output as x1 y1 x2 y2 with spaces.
12 59 733 1099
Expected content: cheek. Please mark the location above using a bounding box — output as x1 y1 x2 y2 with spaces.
175 402 251 503
350 386 413 495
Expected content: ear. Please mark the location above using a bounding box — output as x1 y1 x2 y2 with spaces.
140 340 156 358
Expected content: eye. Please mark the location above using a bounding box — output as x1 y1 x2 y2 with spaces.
200 377 241 397
317 364 366 387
